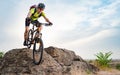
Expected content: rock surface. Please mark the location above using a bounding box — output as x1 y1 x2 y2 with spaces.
0 46 99 75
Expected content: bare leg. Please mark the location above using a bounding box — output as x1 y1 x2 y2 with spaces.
37 26 42 32
24 26 29 44
35 26 42 38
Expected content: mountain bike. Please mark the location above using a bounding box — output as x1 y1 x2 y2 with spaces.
26 22 50 65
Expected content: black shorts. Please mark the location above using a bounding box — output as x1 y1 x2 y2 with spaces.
25 18 41 27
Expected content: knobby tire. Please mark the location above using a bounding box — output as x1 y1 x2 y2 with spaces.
33 37 43 65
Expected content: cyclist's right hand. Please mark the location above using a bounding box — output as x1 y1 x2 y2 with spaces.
48 22 53 25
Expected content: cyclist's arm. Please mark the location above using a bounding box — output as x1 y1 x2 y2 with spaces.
43 16 53 25
27 11 32 18
26 8 35 18
41 12 51 23
43 16 51 22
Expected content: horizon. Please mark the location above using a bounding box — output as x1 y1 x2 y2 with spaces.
0 0 120 59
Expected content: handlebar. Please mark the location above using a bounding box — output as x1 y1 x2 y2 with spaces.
40 23 52 26
33 23 52 27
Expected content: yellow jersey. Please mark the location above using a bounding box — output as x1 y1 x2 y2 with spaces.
30 8 46 21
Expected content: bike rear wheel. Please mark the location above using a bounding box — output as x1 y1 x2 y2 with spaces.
27 29 33 49
33 37 44 65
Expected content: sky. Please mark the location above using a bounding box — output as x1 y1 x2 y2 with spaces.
0 0 120 59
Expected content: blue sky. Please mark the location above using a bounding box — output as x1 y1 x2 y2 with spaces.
0 0 120 59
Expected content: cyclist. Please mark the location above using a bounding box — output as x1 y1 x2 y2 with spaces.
23 3 53 46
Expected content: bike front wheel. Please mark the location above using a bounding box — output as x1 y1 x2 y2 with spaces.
33 38 44 65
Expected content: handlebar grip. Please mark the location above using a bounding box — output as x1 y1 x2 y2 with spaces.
45 24 51 26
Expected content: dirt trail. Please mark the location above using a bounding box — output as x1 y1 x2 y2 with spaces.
97 69 120 75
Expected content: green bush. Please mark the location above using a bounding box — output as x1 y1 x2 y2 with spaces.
95 51 112 67
116 64 120 70
0 52 4 58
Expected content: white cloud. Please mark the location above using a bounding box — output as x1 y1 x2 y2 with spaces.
59 29 115 47
31 0 120 51
83 0 120 31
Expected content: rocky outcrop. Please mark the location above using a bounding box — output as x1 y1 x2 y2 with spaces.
0 46 99 75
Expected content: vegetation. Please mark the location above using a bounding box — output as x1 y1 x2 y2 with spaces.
86 69 92 75
95 51 112 68
0 52 4 58
116 64 120 70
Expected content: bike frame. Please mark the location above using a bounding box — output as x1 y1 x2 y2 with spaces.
27 23 50 65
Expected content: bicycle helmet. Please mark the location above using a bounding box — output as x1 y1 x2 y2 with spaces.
37 3 45 9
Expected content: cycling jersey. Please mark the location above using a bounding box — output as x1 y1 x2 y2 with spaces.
30 8 46 21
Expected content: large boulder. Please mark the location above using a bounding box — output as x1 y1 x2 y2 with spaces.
0 46 99 75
